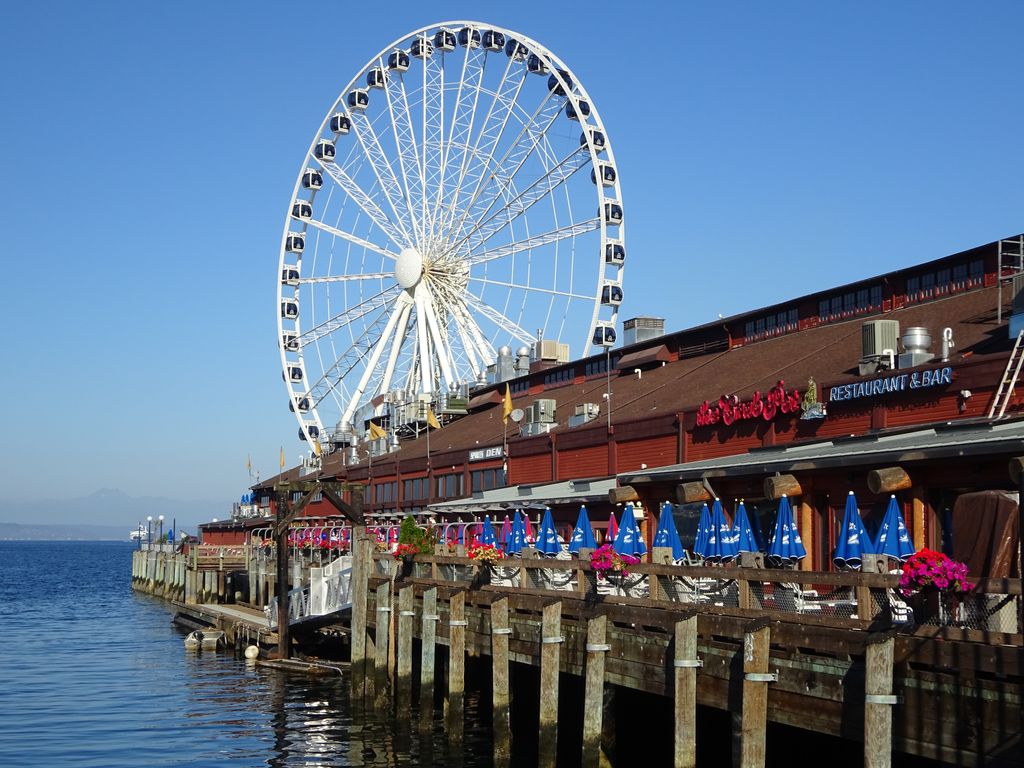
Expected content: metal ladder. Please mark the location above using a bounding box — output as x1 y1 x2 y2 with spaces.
988 329 1024 418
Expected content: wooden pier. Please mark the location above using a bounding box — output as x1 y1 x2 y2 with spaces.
133 536 1022 767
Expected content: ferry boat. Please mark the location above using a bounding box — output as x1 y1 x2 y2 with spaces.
129 525 147 542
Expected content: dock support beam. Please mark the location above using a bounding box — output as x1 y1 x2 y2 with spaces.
374 581 391 711
674 613 699 768
582 613 608 768
539 600 562 767
864 634 896 768
396 585 413 717
491 596 512 762
740 621 772 768
419 586 438 730
349 526 370 704
446 590 466 744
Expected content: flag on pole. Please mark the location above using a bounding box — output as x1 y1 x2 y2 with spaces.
502 384 513 424
369 421 387 440
246 454 252 477
312 439 322 456
427 408 440 430
279 446 285 470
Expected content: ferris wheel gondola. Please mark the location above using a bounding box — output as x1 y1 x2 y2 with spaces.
277 21 626 451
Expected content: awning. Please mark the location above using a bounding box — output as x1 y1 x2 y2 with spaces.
619 417 1024 485
615 344 672 370
428 476 618 515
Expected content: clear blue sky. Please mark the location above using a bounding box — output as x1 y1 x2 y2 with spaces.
2 2 1021 505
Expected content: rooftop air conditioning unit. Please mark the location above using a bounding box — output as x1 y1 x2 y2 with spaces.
531 398 556 423
862 319 900 359
534 339 570 362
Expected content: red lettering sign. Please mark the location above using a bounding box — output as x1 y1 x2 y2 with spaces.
696 381 802 427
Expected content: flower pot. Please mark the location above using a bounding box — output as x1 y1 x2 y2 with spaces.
909 589 957 625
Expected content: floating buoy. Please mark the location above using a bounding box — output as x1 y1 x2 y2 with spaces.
244 645 260 660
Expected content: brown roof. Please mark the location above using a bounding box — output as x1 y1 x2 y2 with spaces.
324 284 1010 476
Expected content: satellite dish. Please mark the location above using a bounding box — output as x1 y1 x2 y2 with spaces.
510 408 525 423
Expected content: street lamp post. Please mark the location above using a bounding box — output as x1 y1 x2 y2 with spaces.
158 515 165 547
146 515 153 547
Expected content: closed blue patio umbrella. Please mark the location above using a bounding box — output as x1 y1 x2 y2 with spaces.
613 503 647 557
874 495 916 562
766 495 806 566
691 502 712 559
536 508 561 555
479 515 497 547
653 501 686 561
704 499 739 563
506 510 527 555
569 505 597 553
833 491 873 569
732 501 761 553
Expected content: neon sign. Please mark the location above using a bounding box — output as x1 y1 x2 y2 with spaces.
696 380 802 427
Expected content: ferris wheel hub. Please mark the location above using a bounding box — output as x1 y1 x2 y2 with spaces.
395 246 425 288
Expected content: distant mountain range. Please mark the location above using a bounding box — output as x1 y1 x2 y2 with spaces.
0 522 131 541
0 488 227 537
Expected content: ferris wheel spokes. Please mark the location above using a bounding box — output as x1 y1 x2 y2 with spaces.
297 286 399 347
305 217 398 261
453 143 592 258
421 43 445 249
448 92 564 250
315 158 409 250
469 218 600 266
462 291 536 347
380 65 427 247
348 109 417 248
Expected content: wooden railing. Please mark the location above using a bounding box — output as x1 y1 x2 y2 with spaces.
372 552 1022 640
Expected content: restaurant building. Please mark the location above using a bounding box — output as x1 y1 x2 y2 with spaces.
225 234 1022 577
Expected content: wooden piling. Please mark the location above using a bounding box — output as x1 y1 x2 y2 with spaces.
374 581 390 711
740 621 772 768
396 585 414 717
582 613 607 768
446 590 466 744
419 586 438 729
864 634 896 768
491 596 512 761
674 614 699 768
349 526 370 704
539 600 562 767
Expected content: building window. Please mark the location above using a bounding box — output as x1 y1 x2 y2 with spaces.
543 367 575 388
969 258 984 286
471 467 506 492
435 473 463 499
511 380 529 395
584 358 609 377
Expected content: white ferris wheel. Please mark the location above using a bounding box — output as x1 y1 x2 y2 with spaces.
277 21 625 451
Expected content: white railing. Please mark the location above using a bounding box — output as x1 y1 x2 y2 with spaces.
266 554 353 629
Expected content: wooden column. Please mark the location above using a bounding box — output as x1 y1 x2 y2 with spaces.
799 498 814 572
419 586 438 729
539 600 562 767
740 621 773 768
349 526 370 704
864 634 896 768
374 581 391 711
582 614 608 768
674 614 699 768
911 487 926 552
396 585 414 717
491 597 512 761
446 590 466 744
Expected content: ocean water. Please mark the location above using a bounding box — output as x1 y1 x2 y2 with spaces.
0 541 493 767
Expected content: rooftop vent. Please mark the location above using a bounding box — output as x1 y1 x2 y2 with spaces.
623 316 665 347
860 319 899 374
